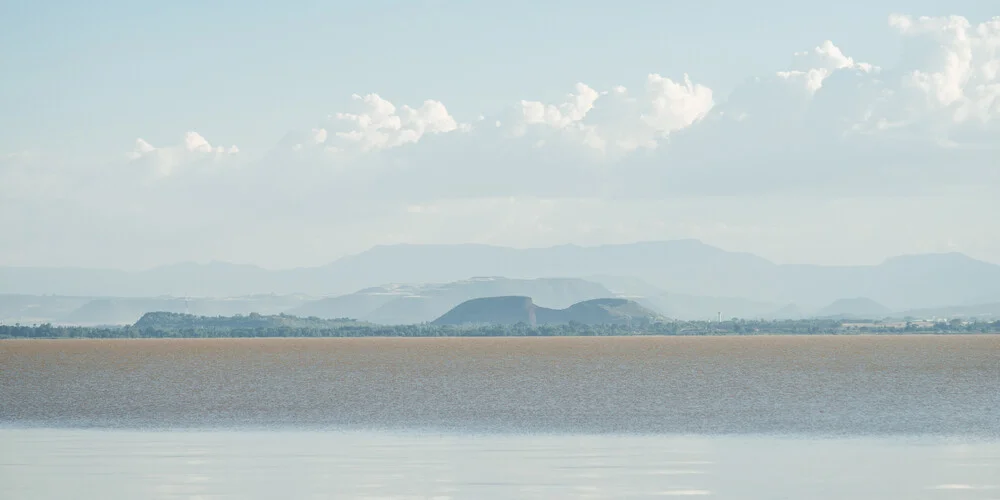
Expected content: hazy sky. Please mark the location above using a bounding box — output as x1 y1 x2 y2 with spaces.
2 1 998 269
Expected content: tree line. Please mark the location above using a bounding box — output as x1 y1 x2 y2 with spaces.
2 317 998 339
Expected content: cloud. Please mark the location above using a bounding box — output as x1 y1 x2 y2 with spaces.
15 13 999 208
507 75 714 155
249 13 997 195
17 13 1000 197
517 82 601 129
644 74 716 133
704 14 1000 147
4 13 1000 268
329 93 460 153
128 132 238 178
888 15 1000 132
289 128 329 152
272 13 995 193
650 15 999 197
777 40 874 93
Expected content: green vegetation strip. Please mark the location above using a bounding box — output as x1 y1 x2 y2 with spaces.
2 312 998 338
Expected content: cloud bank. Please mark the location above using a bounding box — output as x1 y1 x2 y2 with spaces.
253 13 998 200
125 132 239 179
3 14 999 268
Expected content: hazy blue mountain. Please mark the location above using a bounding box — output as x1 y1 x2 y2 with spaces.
3 241 999 311
0 295 93 325
0 268 134 297
59 298 184 325
0 240 773 297
895 302 1000 320
649 293 787 321
776 253 1000 310
0 262 284 298
588 275 790 320
364 296 441 325
287 285 407 320
324 244 997 311
769 303 806 320
137 262 283 297
814 298 892 320
433 297 663 326
586 275 670 299
287 277 617 325
57 295 311 326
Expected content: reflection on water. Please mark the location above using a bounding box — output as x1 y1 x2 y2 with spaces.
1 430 998 499
2 337 999 498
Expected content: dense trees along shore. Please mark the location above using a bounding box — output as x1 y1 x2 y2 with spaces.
2 312 998 338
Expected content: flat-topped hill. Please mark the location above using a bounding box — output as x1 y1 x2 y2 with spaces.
432 296 664 326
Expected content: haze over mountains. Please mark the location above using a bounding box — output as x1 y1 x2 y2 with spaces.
287 277 613 325
434 297 663 327
814 298 893 320
2 240 1000 325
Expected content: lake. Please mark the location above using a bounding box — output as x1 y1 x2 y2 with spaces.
2 336 998 498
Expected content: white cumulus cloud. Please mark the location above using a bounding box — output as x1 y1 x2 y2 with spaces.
777 40 875 93
128 132 238 178
507 74 713 155
889 14 1000 128
329 93 460 153
518 82 601 130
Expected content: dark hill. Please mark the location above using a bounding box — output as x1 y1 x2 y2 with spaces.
433 297 663 326
432 296 537 326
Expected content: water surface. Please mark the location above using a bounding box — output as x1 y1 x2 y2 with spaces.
2 336 998 499
2 336 998 433
2 429 999 499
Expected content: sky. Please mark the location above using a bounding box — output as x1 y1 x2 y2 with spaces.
1 0 998 269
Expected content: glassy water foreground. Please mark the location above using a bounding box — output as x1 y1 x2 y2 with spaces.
2 336 999 499
2 429 999 499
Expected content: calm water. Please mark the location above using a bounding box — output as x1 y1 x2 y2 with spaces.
2 336 999 499
2 429 999 499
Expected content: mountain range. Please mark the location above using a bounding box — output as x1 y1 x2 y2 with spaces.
2 240 999 319
813 298 893 320
4 283 1000 326
286 277 614 325
0 294 312 326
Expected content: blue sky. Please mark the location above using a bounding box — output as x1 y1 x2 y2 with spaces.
2 0 994 155
1 1 999 268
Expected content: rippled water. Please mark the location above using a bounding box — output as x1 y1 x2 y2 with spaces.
2 430 999 499
2 336 999 499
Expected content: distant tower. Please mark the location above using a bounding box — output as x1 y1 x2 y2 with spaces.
717 311 722 323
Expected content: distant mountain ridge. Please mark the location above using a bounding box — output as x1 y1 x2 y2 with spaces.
897 302 1000 321
0 294 313 326
5 287 1000 327
287 277 615 325
814 297 892 320
3 240 999 311
432 297 664 326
